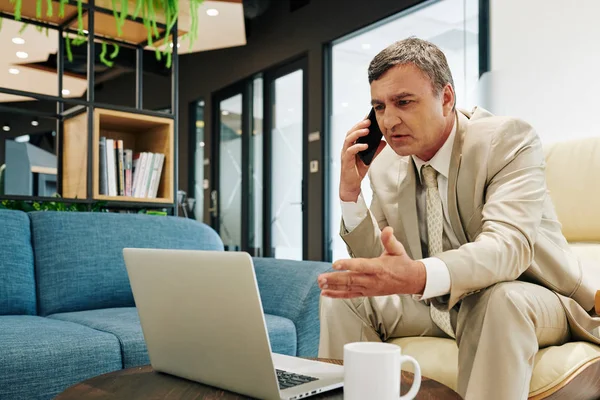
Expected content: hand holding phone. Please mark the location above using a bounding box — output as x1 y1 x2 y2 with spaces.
339 109 386 202
356 108 384 165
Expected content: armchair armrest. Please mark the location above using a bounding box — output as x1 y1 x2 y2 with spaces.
596 290 600 315
252 257 332 357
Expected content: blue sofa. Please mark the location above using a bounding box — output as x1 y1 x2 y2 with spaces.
0 210 331 400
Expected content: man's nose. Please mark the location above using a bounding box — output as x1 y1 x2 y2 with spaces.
383 110 400 133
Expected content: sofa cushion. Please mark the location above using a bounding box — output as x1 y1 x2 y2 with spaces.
30 212 224 316
544 137 600 242
49 308 297 363
48 307 148 368
0 315 122 400
0 210 36 315
265 314 297 356
253 257 332 356
387 337 600 395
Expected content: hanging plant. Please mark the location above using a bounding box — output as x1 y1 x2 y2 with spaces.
3 0 205 68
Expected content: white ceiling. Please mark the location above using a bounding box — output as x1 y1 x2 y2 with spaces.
0 0 247 103
0 18 88 102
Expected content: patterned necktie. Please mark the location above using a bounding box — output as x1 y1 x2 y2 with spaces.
422 165 456 339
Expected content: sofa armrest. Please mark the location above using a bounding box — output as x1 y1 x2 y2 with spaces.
252 257 332 357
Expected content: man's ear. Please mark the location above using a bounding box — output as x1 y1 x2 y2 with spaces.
442 84 455 116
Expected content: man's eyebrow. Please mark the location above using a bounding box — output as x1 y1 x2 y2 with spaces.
391 92 415 101
371 92 415 106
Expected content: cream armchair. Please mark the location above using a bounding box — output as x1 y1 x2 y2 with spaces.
388 137 600 399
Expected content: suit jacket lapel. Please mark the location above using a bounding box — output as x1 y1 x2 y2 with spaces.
448 111 469 245
397 158 423 259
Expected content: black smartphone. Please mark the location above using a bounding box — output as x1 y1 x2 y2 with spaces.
356 108 383 165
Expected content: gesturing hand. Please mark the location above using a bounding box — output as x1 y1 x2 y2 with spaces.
318 227 427 298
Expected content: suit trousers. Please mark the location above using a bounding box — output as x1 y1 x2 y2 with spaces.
318 281 570 400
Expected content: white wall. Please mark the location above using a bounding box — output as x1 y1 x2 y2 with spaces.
478 0 600 144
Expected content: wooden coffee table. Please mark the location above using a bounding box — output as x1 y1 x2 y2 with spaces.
56 359 462 399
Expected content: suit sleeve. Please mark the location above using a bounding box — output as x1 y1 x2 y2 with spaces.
339 180 387 259
436 119 546 309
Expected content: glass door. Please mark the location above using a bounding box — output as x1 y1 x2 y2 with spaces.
211 58 307 259
264 58 308 260
211 78 264 254
213 92 243 251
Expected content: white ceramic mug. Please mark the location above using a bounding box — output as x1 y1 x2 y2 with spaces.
343 342 421 400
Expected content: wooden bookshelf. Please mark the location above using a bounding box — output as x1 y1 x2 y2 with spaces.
62 108 174 204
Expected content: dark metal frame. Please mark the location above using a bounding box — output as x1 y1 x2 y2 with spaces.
321 0 492 261
0 0 179 212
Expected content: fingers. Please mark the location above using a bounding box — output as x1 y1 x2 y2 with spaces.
347 118 371 138
332 258 379 273
321 290 365 299
342 143 369 165
342 128 370 154
342 118 371 152
318 272 371 291
381 226 406 256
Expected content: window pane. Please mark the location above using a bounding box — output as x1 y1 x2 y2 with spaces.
194 101 205 222
271 70 303 260
251 77 264 256
329 0 480 260
219 94 243 251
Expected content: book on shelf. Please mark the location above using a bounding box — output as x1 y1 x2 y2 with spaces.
99 137 108 195
99 137 165 199
116 140 125 196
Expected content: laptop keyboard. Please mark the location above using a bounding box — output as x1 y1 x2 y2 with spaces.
276 369 319 390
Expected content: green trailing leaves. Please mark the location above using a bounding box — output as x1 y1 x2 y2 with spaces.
76 0 84 35
46 0 53 17
99 41 114 67
59 0 68 18
3 0 207 69
65 32 73 63
110 43 119 59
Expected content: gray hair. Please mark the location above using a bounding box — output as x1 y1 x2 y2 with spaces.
368 37 455 105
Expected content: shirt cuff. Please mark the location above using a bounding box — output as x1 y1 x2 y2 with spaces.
340 194 368 232
413 257 451 301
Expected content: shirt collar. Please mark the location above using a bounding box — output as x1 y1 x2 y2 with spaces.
412 116 457 184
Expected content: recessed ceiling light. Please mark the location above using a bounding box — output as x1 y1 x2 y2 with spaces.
2 124 10 132
62 89 71 95
12 37 25 45
206 8 219 16
83 30 89 34
31 119 39 127
8 68 20 75
361 43 371 50
15 135 30 143
222 110 230 116
16 51 28 59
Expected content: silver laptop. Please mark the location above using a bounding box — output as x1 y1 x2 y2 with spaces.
123 248 344 400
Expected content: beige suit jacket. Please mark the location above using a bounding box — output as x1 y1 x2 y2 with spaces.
341 107 600 344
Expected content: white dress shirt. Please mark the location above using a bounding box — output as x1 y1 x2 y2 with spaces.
341 119 459 300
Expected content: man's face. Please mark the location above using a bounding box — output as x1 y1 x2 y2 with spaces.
370 63 454 161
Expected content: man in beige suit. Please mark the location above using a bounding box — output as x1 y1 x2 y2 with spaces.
318 37 600 400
